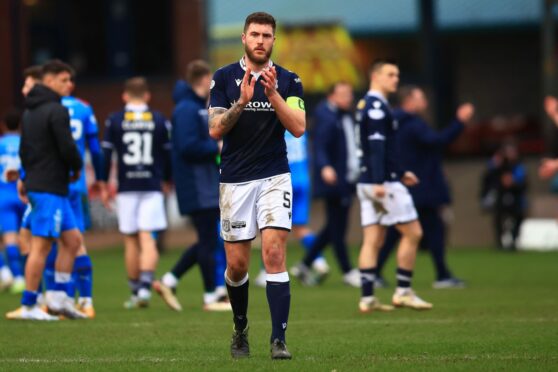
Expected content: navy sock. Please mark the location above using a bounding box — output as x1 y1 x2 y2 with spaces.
266 272 291 343
396 268 413 288
44 242 58 291
73 255 93 298
226 273 249 331
21 290 38 306
139 271 154 291
360 267 376 298
6 244 23 277
128 278 140 296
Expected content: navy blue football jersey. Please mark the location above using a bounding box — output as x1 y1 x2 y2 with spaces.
102 104 171 192
356 91 403 184
209 58 304 183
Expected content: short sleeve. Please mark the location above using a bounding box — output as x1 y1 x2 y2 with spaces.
209 68 230 110
286 72 303 99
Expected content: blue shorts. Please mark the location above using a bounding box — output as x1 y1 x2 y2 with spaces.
27 192 77 238
21 204 31 230
0 195 26 233
292 182 311 226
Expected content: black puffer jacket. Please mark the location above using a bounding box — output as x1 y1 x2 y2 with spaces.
20 84 82 195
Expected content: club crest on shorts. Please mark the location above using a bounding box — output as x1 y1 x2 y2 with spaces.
222 219 231 232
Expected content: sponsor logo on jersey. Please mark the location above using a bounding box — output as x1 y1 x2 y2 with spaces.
232 100 275 112
235 79 242 87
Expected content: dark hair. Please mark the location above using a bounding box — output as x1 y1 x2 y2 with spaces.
368 58 398 76
186 60 211 85
124 77 149 98
23 65 43 80
42 59 75 78
244 12 276 33
397 84 420 105
4 109 21 131
327 81 351 96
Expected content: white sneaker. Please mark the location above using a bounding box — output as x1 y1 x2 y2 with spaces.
215 285 228 301
124 295 141 309
153 281 182 311
254 269 267 288
203 300 232 312
392 288 433 310
359 297 395 313
0 267 14 291
137 288 151 307
6 305 59 321
312 257 330 275
343 269 361 288
48 292 88 319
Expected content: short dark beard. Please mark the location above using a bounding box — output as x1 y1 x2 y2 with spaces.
245 44 273 66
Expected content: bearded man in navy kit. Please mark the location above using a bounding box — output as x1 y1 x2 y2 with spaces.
208 12 305 360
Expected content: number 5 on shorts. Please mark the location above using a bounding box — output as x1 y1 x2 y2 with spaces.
283 191 291 208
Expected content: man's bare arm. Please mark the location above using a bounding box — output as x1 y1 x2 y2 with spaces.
208 104 245 139
209 68 255 140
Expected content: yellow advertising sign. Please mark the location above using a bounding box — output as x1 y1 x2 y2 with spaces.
210 23 363 93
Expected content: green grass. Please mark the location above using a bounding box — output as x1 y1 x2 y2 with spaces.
0 245 557 371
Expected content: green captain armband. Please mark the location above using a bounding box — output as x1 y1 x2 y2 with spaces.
286 96 305 112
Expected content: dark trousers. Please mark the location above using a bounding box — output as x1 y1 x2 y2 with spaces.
171 208 219 292
303 195 352 273
377 206 451 281
493 209 524 250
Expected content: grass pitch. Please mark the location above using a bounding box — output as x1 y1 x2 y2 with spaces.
0 244 557 371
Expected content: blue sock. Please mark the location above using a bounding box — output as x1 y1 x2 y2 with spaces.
301 234 316 252
21 290 38 306
54 271 72 295
73 255 93 298
266 272 291 343
44 242 58 291
66 275 76 298
301 234 324 260
6 244 23 277
360 267 376 298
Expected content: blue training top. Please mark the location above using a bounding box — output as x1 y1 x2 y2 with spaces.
285 131 310 187
0 133 21 198
62 96 103 194
209 58 304 183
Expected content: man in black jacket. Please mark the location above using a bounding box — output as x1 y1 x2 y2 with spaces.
7 60 85 321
